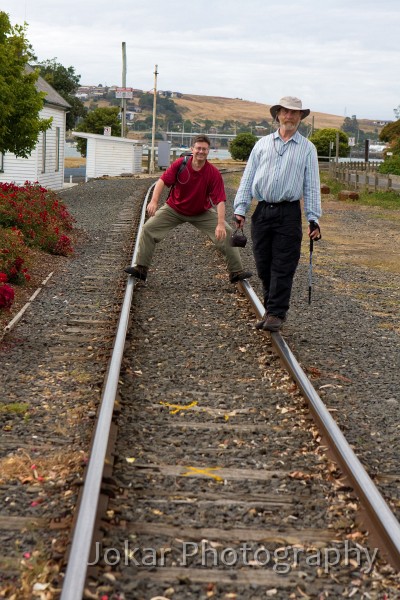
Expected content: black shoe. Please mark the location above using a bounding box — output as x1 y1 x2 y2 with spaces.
124 265 148 281
229 269 253 283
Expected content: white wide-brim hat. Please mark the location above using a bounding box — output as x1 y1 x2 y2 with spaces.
270 96 310 120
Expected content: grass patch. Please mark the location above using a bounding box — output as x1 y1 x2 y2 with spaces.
0 402 29 415
320 172 400 209
320 172 343 195
357 190 400 210
64 156 86 168
223 172 244 190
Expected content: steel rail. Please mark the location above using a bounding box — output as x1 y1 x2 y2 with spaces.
239 278 400 570
60 182 156 600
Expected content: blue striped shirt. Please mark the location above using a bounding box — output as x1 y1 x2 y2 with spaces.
233 130 321 222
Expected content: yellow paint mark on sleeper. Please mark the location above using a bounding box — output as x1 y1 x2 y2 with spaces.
182 466 224 482
160 400 198 415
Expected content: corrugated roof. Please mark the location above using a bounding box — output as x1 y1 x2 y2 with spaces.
26 64 71 109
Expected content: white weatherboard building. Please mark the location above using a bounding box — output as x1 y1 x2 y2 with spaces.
71 132 143 179
0 67 70 190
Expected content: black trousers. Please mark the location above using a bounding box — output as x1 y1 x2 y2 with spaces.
251 200 302 318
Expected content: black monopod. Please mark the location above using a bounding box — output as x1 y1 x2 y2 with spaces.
308 237 314 305
308 221 321 305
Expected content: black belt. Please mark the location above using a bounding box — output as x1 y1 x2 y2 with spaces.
262 199 300 207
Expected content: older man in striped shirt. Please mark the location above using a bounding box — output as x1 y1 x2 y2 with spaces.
233 96 322 332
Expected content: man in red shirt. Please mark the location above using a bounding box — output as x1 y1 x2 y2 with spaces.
125 135 252 284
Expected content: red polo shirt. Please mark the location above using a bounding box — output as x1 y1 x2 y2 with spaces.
161 157 226 216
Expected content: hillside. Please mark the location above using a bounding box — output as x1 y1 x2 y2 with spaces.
172 94 380 133
89 93 381 134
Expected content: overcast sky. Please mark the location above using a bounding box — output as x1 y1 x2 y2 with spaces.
2 0 399 120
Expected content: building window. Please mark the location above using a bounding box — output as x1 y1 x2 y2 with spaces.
55 127 60 172
0 152 4 173
41 131 47 173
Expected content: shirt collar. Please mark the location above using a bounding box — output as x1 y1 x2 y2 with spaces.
273 129 302 144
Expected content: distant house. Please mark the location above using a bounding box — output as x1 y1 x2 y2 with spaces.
0 66 70 190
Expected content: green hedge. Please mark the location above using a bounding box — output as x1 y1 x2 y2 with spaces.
378 156 400 176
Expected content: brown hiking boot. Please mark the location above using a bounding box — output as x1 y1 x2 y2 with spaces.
255 312 268 329
124 265 148 281
262 314 284 332
229 269 253 284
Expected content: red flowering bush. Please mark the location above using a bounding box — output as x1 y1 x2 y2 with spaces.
0 182 76 311
0 181 74 256
0 282 15 309
0 228 31 284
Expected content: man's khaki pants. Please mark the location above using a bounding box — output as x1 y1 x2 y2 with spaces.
136 204 244 274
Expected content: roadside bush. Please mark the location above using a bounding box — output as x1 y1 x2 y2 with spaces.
309 128 349 159
0 280 15 309
0 227 31 284
378 156 400 176
229 132 258 161
0 182 74 255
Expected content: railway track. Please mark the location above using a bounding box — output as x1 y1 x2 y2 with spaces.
58 180 400 600
0 176 399 600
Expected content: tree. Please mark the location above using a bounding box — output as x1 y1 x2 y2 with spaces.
341 115 359 136
221 120 234 133
229 132 258 161
36 58 86 130
379 119 400 159
301 121 316 137
139 93 153 110
341 115 369 148
0 12 52 157
74 107 121 156
379 120 400 144
309 128 349 159
378 155 400 176
138 93 180 122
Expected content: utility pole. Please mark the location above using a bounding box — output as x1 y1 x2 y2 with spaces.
149 64 158 174
335 131 340 163
121 42 127 137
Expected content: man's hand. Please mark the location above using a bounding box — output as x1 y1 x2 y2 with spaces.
147 198 159 217
234 214 245 229
215 223 226 241
308 220 321 241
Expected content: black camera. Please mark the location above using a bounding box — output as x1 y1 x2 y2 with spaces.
230 229 247 248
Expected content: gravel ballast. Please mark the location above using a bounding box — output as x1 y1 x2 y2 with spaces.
0 174 399 599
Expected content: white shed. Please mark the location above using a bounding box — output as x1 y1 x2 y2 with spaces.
71 132 143 179
0 67 70 191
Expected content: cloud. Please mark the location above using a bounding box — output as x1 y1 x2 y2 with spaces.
2 0 399 119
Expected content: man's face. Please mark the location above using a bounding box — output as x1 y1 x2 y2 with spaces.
278 108 302 131
192 142 210 160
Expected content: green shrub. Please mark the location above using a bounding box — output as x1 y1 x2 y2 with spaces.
378 156 400 176
229 132 258 161
309 128 349 159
